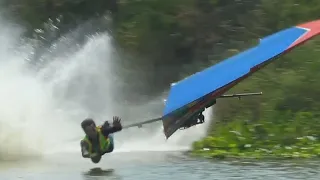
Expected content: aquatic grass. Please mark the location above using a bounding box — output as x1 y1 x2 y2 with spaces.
191 112 320 160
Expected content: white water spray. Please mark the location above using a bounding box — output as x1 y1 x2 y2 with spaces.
115 107 212 152
0 15 212 160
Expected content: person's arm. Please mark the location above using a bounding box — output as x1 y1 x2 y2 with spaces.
101 116 122 136
81 140 99 158
80 140 90 158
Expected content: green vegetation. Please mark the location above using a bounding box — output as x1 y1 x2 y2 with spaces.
191 0 320 159
5 0 320 159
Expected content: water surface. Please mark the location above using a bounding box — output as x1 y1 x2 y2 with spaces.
0 151 319 180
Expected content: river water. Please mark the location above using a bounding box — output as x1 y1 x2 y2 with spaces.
0 151 319 180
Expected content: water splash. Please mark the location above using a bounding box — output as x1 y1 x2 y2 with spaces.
115 107 213 152
0 14 212 160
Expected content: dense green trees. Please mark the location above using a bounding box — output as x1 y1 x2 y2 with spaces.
4 0 320 158
192 0 320 159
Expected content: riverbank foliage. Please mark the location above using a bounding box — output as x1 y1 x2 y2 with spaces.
191 1 320 159
5 0 320 159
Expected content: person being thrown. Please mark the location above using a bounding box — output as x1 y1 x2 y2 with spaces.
80 116 122 163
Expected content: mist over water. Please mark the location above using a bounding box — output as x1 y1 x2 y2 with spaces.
0 14 212 161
